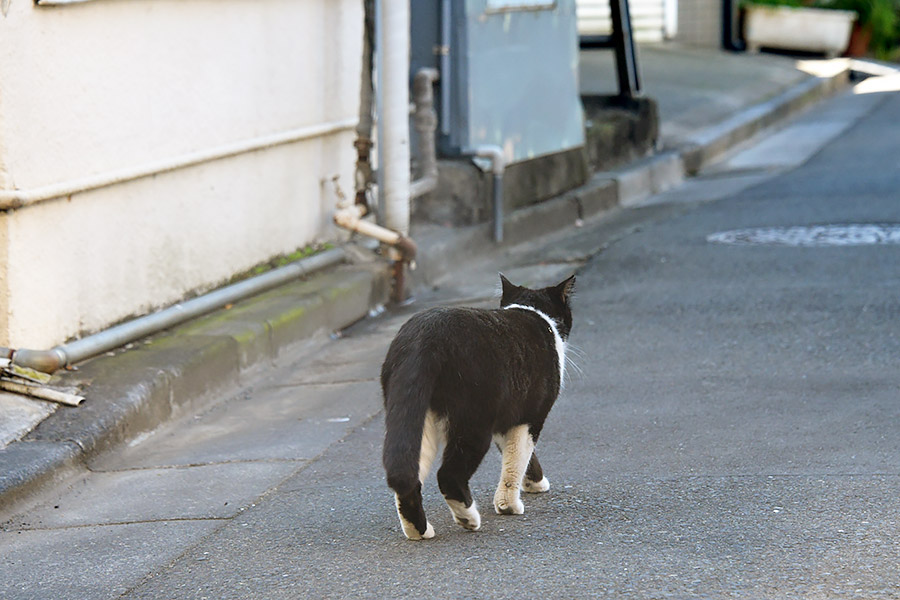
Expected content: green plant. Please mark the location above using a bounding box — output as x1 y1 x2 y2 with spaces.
227 242 335 284
741 0 806 7
822 0 899 58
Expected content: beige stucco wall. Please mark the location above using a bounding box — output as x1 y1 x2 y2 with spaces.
0 0 363 348
0 212 8 346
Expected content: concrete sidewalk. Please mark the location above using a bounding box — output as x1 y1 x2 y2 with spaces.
0 44 858 514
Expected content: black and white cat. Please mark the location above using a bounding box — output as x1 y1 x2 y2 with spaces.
381 273 575 540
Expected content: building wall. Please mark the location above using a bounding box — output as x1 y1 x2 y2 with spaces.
676 0 722 47
0 0 363 348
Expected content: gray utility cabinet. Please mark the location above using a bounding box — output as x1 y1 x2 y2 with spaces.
411 0 585 164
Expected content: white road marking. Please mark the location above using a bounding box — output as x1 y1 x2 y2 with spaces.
708 224 900 247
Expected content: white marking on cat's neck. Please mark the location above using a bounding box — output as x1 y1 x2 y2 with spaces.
503 304 566 385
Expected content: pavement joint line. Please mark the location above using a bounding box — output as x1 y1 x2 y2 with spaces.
88 457 310 474
0 57 856 517
5 516 233 534
264 378 380 388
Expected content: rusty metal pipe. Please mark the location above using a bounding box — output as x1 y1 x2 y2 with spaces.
390 259 407 304
333 204 416 263
355 0 376 206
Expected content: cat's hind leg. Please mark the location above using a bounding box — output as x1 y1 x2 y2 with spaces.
437 431 491 531
493 425 535 514
523 451 550 493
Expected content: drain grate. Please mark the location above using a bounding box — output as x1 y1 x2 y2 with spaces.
707 224 900 247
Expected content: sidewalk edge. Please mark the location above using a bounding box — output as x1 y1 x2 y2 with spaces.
0 257 390 518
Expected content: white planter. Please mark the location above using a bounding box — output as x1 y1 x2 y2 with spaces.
744 5 857 58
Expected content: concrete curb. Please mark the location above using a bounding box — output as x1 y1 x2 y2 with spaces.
0 258 390 516
607 67 852 208
0 63 852 516
677 68 851 174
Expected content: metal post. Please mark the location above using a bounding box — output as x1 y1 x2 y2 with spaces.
491 174 503 244
609 0 641 98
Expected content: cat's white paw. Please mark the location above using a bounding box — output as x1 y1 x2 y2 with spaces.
422 522 435 538
401 520 435 540
493 490 525 515
523 476 550 493
446 499 481 531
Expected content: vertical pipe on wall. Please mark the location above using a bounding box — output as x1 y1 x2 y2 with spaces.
379 0 411 238
374 0 386 222
475 145 506 244
355 0 377 206
410 68 440 199
439 0 452 137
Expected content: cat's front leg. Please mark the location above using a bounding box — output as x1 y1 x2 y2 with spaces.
522 451 550 493
493 425 535 515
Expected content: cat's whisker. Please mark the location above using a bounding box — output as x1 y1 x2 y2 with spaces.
565 344 586 364
564 355 585 380
566 360 585 375
565 355 583 371
565 343 587 359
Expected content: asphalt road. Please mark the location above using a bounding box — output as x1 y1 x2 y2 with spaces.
3 87 899 599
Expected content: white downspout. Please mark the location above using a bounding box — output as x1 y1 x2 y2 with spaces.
381 0 411 240
377 0 414 302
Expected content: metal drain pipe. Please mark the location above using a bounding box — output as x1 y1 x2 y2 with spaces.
410 68 440 199
1 247 347 374
475 145 506 244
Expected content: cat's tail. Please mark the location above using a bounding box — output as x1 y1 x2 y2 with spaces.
382 356 439 539
382 363 435 494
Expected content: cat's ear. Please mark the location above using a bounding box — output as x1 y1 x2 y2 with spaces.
499 273 517 301
555 275 576 304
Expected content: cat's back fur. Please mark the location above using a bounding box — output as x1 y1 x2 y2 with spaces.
381 274 575 540
381 305 561 429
